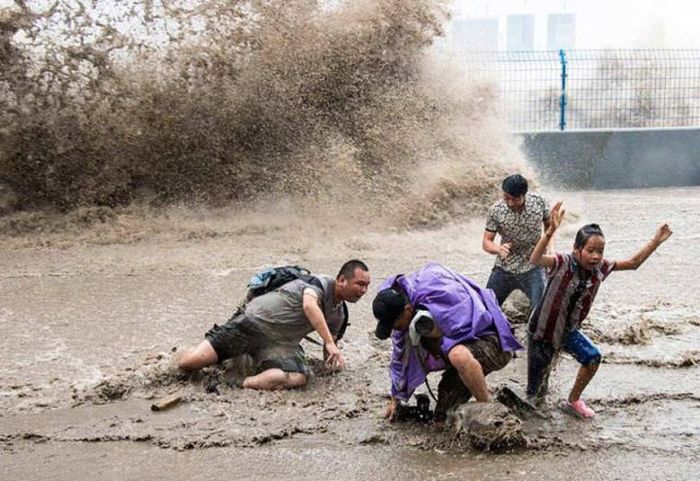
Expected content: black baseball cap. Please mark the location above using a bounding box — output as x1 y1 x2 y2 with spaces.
372 288 408 340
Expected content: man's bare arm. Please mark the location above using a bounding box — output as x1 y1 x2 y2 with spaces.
303 292 345 369
482 231 511 259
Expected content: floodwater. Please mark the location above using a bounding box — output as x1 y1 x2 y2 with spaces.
1 187 699 480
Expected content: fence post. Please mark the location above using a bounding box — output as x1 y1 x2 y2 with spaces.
559 49 568 131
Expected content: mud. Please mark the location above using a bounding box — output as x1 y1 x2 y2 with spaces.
1 187 699 480
2 1 698 477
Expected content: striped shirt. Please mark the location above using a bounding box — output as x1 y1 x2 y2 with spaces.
529 253 616 348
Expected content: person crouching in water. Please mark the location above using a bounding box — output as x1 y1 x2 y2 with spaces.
372 262 523 421
527 202 673 418
177 260 370 390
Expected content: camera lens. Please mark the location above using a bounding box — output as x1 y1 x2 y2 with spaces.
414 315 434 335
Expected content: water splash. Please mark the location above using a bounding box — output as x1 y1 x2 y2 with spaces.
1 1 525 239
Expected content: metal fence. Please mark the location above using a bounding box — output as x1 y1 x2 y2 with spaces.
460 49 700 132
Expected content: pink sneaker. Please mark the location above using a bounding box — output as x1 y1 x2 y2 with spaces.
568 399 595 418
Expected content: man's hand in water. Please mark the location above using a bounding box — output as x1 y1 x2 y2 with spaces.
324 342 345 370
383 397 398 421
655 223 673 244
499 242 512 259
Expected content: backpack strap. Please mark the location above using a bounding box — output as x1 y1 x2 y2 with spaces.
301 275 324 291
336 301 350 342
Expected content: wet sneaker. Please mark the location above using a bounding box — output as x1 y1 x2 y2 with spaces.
566 399 595 418
526 394 547 409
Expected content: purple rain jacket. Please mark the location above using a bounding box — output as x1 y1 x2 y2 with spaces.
381 262 523 401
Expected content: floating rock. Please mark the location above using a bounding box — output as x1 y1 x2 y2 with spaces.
447 402 525 450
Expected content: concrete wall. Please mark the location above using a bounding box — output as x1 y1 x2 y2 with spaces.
518 129 700 189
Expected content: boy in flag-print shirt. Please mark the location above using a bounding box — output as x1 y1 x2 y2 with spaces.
526 202 672 419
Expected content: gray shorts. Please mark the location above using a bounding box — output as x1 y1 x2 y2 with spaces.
205 314 309 375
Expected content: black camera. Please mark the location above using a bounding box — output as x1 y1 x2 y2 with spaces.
413 314 434 336
394 393 433 423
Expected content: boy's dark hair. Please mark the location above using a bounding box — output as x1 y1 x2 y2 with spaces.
574 224 605 249
502 174 528 197
337 259 369 280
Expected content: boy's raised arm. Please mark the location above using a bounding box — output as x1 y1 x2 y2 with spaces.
614 223 673 271
530 201 565 270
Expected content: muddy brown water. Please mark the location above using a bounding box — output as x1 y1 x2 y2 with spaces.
1 187 699 480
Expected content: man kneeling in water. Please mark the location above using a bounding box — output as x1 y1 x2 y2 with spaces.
178 260 370 390
372 262 522 420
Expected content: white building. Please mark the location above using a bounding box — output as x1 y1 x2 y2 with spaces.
444 0 700 51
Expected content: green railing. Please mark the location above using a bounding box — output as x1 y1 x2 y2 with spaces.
459 49 700 132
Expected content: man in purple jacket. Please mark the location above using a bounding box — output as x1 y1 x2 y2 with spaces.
373 262 523 420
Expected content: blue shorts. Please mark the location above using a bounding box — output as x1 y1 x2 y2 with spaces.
564 329 601 366
526 329 601 398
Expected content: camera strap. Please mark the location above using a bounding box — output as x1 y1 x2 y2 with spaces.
408 335 438 403
423 376 438 403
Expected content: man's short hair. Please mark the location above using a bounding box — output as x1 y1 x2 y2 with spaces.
372 288 409 340
337 259 369 280
502 174 528 197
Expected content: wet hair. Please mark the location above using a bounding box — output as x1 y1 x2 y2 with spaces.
502 174 528 197
337 259 369 280
574 223 605 249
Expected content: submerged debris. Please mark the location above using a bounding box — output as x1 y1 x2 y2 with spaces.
446 402 525 451
151 394 183 412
